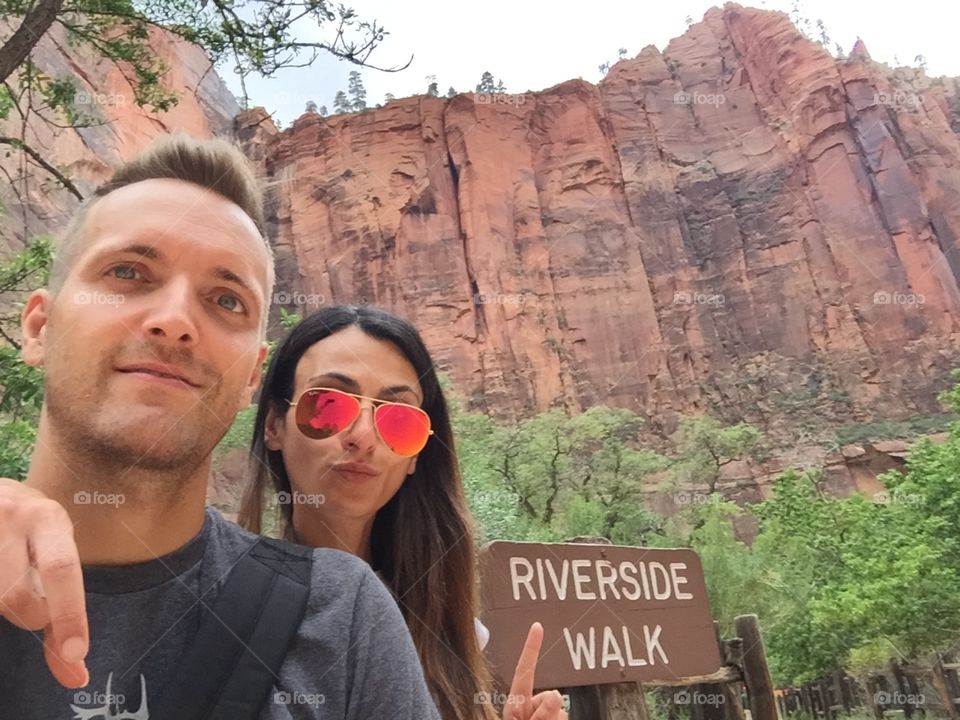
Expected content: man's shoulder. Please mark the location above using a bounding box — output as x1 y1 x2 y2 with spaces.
203 507 376 600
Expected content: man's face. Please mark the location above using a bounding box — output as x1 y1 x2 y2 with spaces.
22 178 270 473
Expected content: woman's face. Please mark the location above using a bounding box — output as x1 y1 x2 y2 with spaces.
264 325 424 522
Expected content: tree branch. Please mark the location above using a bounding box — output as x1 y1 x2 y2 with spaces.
0 137 83 200
0 0 66 85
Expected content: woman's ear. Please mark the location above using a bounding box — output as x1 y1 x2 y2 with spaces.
264 404 286 451
405 456 417 476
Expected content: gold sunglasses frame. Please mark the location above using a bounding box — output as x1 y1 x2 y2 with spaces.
287 386 434 456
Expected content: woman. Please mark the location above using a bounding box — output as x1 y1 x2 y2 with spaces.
237 304 566 720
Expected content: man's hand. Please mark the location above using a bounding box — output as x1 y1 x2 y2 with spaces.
503 622 568 720
0 478 88 687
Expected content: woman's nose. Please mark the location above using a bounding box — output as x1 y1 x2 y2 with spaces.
341 404 378 454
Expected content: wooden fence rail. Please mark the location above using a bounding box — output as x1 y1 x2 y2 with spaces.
775 654 960 720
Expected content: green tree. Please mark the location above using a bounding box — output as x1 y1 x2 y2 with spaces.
751 469 960 684
333 90 351 114
0 0 402 196
347 70 366 111
454 401 666 543
0 236 53 479
685 500 776 637
475 71 495 93
672 416 762 493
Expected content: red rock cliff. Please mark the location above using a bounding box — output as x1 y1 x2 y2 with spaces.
0 21 239 255
4 4 960 445
237 3 960 441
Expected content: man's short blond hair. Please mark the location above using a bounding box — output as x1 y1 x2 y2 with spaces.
50 134 275 335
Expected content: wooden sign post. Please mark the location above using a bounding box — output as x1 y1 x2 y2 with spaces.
479 541 723 691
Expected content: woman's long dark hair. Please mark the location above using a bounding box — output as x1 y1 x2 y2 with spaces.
238 305 497 720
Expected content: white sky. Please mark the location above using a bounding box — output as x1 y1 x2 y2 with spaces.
223 0 960 127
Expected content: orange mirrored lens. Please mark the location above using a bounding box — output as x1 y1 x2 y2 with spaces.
294 389 359 439
375 403 431 456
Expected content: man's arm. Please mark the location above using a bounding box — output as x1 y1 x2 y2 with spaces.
0 478 88 687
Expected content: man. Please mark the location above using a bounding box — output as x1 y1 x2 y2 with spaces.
0 135 441 719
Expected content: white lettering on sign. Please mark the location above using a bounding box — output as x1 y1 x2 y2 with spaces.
508 557 695 602
510 557 535 600
671 562 694 599
562 624 670 670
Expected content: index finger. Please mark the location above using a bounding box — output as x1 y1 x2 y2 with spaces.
509 621 544 702
30 514 89 686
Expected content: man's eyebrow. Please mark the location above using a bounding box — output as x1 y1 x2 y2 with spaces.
91 243 163 262
213 266 259 299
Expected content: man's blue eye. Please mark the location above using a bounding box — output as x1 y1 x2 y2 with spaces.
110 265 138 280
218 294 243 313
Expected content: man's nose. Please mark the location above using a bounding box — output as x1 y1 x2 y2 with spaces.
140 276 199 346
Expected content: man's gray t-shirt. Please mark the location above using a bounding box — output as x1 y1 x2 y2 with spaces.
0 508 441 719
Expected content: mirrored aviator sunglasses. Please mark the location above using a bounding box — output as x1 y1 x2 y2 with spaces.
289 387 433 457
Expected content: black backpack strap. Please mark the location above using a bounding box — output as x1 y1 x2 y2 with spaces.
152 537 314 720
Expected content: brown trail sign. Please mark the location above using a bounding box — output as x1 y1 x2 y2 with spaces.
479 541 723 690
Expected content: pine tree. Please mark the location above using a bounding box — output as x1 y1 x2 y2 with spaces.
446 86 457 98
348 70 367 111
476 71 496 93
333 90 351 114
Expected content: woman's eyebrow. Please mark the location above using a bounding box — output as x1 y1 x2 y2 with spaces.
380 385 422 402
306 372 360 390
306 373 421 402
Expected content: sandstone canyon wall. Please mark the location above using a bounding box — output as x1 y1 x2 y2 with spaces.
0 21 239 256
4 4 960 452
235 4 960 446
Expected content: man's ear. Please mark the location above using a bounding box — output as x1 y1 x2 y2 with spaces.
240 342 268 409
264 403 285 451
21 290 51 367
